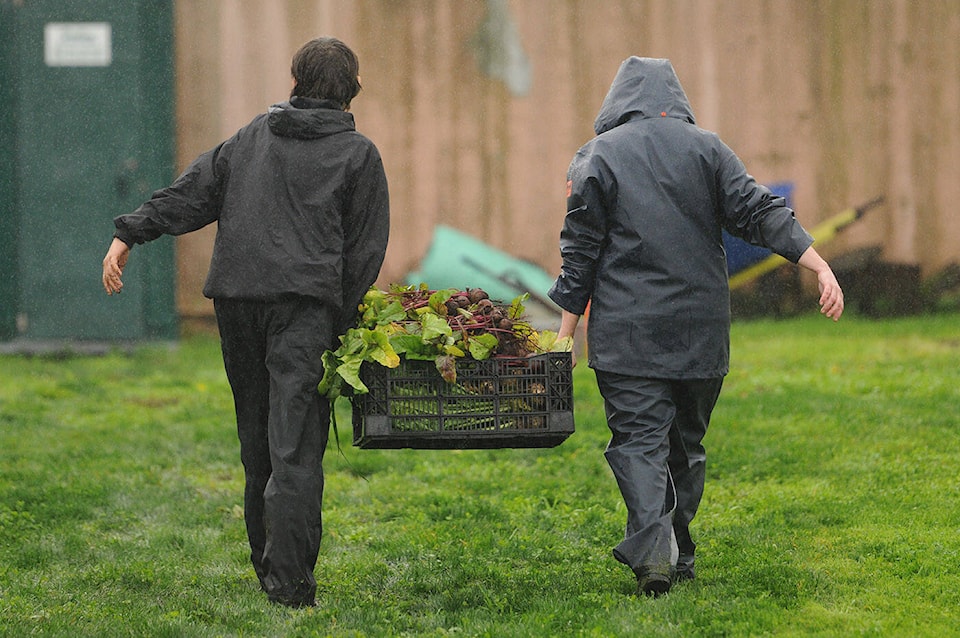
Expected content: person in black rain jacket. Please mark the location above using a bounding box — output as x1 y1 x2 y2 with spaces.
548 57 842 596
102 37 389 608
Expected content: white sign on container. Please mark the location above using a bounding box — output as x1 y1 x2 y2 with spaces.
44 23 112 67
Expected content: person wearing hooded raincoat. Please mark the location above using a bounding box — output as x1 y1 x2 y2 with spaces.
548 57 843 596
101 37 390 608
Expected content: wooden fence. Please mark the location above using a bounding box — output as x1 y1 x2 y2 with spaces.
171 0 960 320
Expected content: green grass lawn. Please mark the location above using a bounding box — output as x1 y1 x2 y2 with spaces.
1 313 958 637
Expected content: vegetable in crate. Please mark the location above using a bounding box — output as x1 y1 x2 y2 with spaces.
318 284 573 400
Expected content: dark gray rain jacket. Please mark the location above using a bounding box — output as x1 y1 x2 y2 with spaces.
548 57 813 378
114 97 390 333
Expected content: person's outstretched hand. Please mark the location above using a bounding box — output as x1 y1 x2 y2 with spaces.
102 237 130 295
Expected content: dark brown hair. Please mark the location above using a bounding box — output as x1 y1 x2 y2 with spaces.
290 37 361 108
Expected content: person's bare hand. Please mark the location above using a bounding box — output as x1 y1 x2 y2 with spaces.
797 246 844 321
816 268 844 321
102 237 130 295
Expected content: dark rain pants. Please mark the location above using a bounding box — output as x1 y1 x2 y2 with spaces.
214 296 333 607
595 371 723 579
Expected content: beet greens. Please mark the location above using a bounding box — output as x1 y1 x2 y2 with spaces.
318 284 572 399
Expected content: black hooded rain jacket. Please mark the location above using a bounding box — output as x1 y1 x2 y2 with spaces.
548 57 813 378
114 97 389 333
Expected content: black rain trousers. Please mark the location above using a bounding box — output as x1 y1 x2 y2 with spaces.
596 371 723 579
214 296 333 607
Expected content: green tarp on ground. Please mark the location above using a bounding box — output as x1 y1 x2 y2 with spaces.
405 225 560 326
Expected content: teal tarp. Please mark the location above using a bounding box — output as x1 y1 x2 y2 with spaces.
405 225 559 313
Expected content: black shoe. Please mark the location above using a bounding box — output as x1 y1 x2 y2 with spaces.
269 595 316 609
266 579 317 609
674 564 695 583
674 554 695 583
638 572 672 597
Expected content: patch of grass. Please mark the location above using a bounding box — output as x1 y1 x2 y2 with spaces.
1 314 959 636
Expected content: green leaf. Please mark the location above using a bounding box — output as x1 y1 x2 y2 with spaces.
428 289 455 314
317 350 343 396
535 330 573 353
336 358 368 394
335 327 368 356
359 287 388 326
367 330 401 368
401 350 442 361
389 333 422 354
443 344 466 357
508 293 529 319
390 334 441 360
421 312 453 342
376 300 407 325
467 333 499 360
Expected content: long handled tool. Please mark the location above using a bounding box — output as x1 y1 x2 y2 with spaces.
728 196 885 290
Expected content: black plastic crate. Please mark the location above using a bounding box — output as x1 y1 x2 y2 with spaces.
351 352 575 449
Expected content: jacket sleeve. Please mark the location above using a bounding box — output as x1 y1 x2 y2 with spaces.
715 143 813 263
113 139 232 247
548 150 611 315
337 144 390 334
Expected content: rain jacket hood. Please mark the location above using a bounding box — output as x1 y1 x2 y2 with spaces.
594 57 695 135
268 97 356 139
